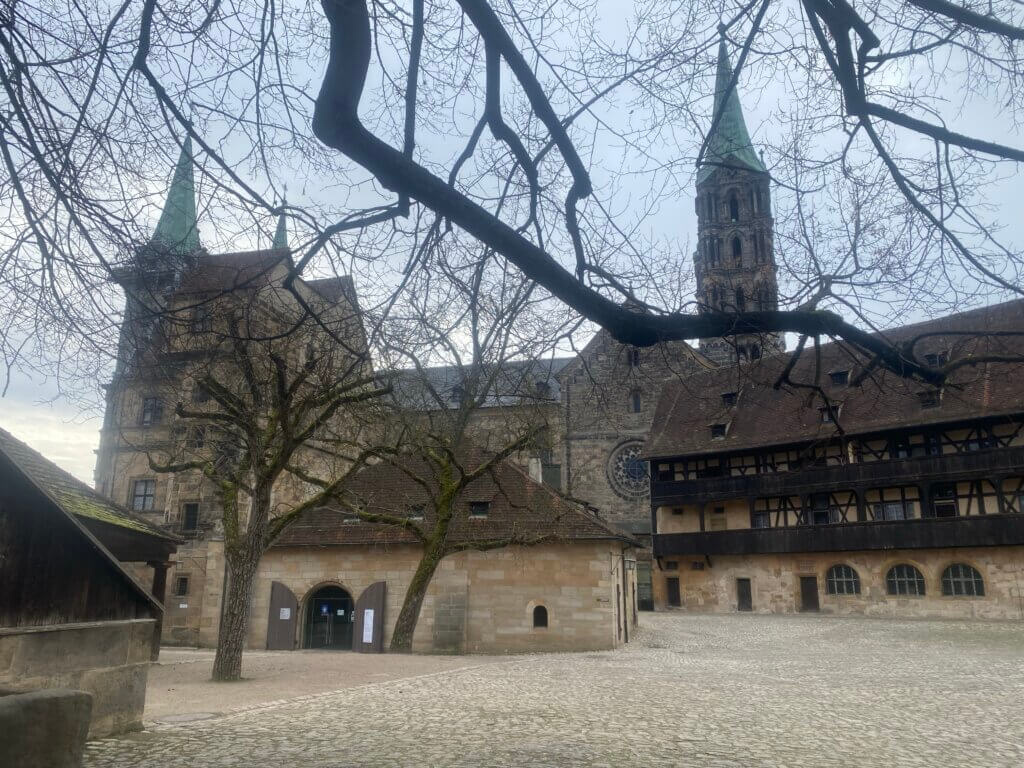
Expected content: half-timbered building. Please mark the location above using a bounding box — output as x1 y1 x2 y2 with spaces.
646 300 1024 618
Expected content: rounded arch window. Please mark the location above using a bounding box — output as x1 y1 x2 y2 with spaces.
533 605 548 628
607 440 649 500
886 564 926 596
941 563 985 597
825 564 860 595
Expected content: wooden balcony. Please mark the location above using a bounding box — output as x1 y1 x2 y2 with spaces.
653 513 1024 557
651 445 1024 506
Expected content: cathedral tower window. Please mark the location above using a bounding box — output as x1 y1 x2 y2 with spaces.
735 287 746 312
732 237 742 263
630 389 643 413
728 192 739 221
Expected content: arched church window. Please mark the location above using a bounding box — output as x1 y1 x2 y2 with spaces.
735 287 746 312
753 233 762 262
748 188 755 214
732 237 742 263
729 193 739 221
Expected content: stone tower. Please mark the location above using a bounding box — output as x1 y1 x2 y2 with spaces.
694 31 783 365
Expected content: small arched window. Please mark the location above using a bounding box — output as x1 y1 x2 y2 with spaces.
941 564 985 596
825 564 860 595
533 605 548 628
886 564 926 596
732 237 742 262
630 389 642 413
728 192 739 221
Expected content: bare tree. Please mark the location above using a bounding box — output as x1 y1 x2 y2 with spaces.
136 268 389 680
3 0 1024 417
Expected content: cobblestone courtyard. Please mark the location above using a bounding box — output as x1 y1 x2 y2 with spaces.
86 614 1024 767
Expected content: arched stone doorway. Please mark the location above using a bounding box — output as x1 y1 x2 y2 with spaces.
303 585 355 650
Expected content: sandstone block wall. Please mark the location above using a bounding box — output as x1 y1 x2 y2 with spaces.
654 547 1024 620
247 542 633 654
0 619 154 737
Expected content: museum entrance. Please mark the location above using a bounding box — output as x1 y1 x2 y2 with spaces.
304 585 355 650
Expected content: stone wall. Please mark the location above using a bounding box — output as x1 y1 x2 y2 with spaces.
247 541 635 654
653 546 1024 620
0 619 155 737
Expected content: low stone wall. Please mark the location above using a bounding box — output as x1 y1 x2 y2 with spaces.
0 688 92 768
0 619 154 738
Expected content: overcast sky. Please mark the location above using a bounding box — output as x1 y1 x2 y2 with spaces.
2 2 1022 486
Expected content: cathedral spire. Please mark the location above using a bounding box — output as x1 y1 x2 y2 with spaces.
697 31 766 184
151 137 200 254
272 202 289 250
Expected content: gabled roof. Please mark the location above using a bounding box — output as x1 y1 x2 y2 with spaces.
390 357 574 410
0 426 178 543
697 35 767 184
645 299 1024 459
273 447 638 549
176 250 291 295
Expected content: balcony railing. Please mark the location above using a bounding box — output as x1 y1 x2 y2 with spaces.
651 444 1024 506
653 513 1024 557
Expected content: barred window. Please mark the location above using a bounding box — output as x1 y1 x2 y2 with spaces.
886 564 926 596
825 564 860 595
941 564 985 597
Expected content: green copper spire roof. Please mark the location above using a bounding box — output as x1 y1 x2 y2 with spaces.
272 205 289 250
151 137 200 254
697 34 767 184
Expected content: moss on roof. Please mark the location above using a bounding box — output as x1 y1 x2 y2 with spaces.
0 426 177 541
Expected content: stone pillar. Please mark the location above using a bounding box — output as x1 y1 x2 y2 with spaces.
149 560 171 661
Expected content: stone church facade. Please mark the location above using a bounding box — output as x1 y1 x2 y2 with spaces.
93 33 835 648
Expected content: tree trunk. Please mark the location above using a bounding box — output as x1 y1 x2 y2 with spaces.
211 549 260 681
389 540 446 652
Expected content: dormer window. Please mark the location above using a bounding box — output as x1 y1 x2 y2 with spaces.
924 351 948 367
829 370 850 387
407 504 425 521
721 392 737 407
710 423 728 439
469 501 490 518
820 404 842 424
917 389 942 409
449 385 464 404
535 381 551 399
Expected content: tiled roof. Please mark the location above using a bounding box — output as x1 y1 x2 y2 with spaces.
177 250 290 294
273 448 637 548
389 357 573 410
645 299 1024 459
0 427 178 541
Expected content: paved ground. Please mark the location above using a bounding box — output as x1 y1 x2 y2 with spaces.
144 648 508 721
86 614 1024 767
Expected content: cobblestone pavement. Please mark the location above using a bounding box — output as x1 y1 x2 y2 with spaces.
86 614 1024 767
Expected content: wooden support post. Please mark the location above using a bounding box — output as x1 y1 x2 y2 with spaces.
148 561 171 662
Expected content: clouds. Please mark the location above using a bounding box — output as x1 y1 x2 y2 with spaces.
0 397 100 485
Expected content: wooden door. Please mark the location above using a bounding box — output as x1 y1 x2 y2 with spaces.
799 576 820 612
266 581 298 650
353 581 386 653
666 577 681 607
736 578 752 611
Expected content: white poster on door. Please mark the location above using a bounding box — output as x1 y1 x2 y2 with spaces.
279 607 291 620
362 608 375 643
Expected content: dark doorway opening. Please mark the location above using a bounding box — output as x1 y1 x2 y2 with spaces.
736 578 752 611
799 576 820 612
304 585 354 650
666 577 681 607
